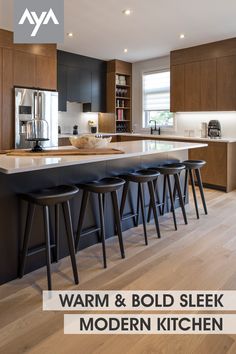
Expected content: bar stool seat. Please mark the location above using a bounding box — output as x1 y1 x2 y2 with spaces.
21 185 79 205
183 160 206 170
75 177 125 269
19 185 79 290
182 159 208 219
120 169 161 245
78 177 125 193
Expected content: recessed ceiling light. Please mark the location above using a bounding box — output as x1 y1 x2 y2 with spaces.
180 34 185 39
122 9 132 15
67 32 73 37
124 48 128 53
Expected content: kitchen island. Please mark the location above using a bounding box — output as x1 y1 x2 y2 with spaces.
0 140 206 284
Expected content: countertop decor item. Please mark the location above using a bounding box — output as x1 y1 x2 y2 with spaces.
26 119 49 152
69 135 112 149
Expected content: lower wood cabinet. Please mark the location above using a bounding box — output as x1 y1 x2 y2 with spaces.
116 135 236 192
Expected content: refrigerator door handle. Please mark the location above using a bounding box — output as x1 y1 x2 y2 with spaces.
38 92 42 119
34 91 39 119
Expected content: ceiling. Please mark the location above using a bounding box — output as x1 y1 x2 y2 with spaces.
1 0 236 62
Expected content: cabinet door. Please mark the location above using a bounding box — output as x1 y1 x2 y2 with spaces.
36 55 57 90
67 67 91 103
201 59 217 111
184 62 201 111
189 142 227 188
170 64 185 112
57 64 67 111
0 48 2 149
91 70 106 112
217 55 236 111
2 49 14 149
13 51 36 88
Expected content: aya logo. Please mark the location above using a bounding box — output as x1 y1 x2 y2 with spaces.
18 8 59 37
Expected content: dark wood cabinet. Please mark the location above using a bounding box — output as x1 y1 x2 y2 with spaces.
170 64 185 112
36 55 57 90
57 50 106 113
57 64 67 111
67 67 91 103
184 62 201 111
13 51 36 88
201 59 217 111
217 55 236 111
171 38 236 112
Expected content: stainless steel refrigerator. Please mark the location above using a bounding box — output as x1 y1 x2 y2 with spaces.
15 87 58 149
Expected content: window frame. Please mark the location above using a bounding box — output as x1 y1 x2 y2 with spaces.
141 69 176 131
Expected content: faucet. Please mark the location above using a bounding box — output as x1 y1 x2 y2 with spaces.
149 120 161 135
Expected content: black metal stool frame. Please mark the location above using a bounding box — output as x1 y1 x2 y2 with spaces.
75 183 125 269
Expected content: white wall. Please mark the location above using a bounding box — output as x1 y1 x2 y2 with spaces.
132 56 236 138
58 102 98 134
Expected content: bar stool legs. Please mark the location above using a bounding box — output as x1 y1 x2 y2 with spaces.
19 203 35 279
98 193 107 268
111 191 125 259
62 201 79 285
19 185 79 290
195 169 208 215
174 174 188 225
183 160 208 218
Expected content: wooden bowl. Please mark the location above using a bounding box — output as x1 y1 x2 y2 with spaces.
69 135 112 149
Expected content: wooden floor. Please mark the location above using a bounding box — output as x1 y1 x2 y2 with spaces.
1 188 236 354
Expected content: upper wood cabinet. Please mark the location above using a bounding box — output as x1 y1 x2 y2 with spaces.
217 55 236 111
36 55 57 90
171 38 236 112
184 61 201 111
201 59 217 111
13 51 36 87
170 64 185 112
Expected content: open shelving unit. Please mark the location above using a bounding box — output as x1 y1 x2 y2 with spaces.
105 59 132 133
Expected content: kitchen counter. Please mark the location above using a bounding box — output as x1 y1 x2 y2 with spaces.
0 140 206 174
58 133 236 143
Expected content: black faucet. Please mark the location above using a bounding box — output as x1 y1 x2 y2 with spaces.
149 120 161 135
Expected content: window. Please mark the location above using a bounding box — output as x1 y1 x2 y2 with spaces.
143 70 174 128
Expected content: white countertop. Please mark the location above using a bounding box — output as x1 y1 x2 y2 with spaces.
58 132 236 143
0 140 207 174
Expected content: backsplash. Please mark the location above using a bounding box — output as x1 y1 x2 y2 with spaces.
175 112 236 138
58 102 98 134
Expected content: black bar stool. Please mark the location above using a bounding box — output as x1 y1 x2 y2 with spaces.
182 160 208 219
75 177 125 269
152 164 188 230
120 169 161 245
19 185 79 290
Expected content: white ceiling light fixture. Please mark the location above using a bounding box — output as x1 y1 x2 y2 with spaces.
122 9 132 16
124 48 128 53
67 32 73 37
180 33 185 39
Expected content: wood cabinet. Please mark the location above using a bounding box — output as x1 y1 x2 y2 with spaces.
201 59 217 111
0 29 57 149
106 59 132 133
67 67 91 103
58 64 67 111
184 62 201 111
170 64 185 112
171 38 236 112
13 51 36 87
114 134 236 192
2 48 14 150
36 55 57 90
217 55 236 111
57 50 106 113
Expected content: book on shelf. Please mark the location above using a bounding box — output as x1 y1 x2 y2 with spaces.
116 109 125 121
